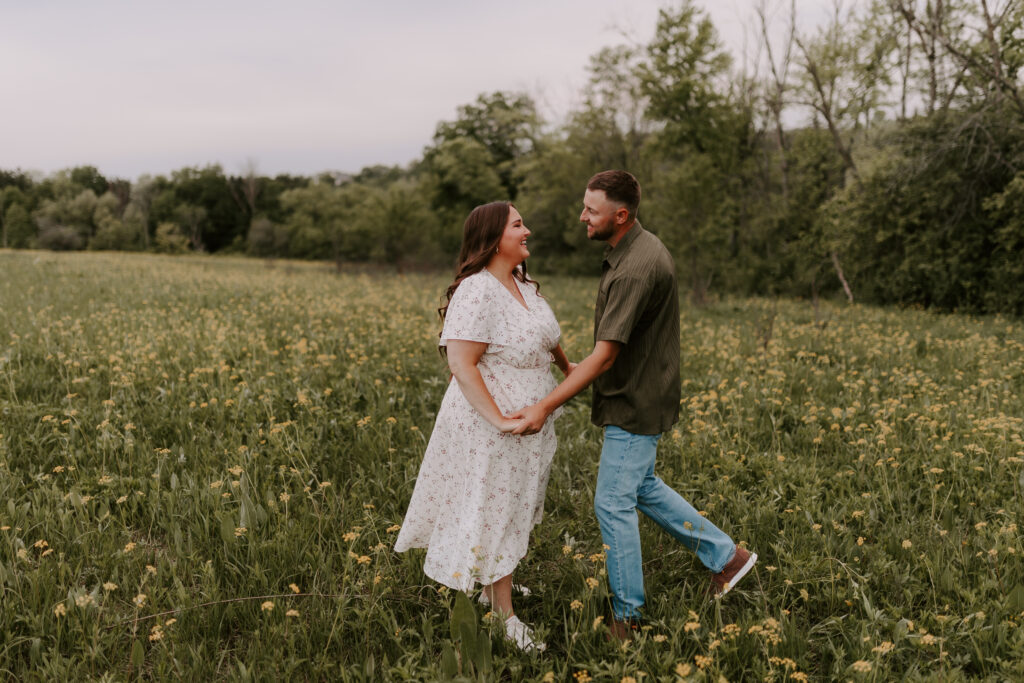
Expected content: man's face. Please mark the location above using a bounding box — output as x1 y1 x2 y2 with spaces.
580 188 625 241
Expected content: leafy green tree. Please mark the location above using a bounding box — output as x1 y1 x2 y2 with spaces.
122 204 149 249
352 164 407 188
786 1 906 301
827 106 1024 312
34 188 99 249
158 165 247 252
89 192 139 251
574 45 654 172
432 91 540 200
360 179 441 267
226 160 263 255
419 137 505 255
640 0 735 156
782 128 849 298
0 171 36 248
794 1 899 183
174 204 207 251
36 225 84 250
1 187 27 248
89 214 134 251
518 45 659 275
68 165 108 196
255 174 310 225
636 0 760 301
983 169 1024 314
0 169 33 194
516 135 609 276
154 222 189 254
279 182 368 266
247 216 288 258
2 203 34 248
644 154 730 304
129 175 158 250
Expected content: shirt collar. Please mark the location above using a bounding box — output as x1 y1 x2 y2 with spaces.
603 222 645 270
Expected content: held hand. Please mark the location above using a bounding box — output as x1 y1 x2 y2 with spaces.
563 362 578 378
509 403 548 435
496 417 522 433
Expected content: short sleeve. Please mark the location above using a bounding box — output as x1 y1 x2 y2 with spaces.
596 274 652 344
440 273 497 346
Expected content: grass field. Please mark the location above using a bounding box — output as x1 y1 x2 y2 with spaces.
1 249 1023 681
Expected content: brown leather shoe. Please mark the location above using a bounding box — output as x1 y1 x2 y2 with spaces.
708 546 757 598
606 615 641 642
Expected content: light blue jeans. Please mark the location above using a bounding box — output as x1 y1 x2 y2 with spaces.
595 425 736 620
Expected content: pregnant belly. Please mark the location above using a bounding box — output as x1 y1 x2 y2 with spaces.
478 364 557 414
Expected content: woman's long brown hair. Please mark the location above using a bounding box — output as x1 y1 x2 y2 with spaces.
438 201 539 353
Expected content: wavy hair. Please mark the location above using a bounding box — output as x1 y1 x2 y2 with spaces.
438 202 539 349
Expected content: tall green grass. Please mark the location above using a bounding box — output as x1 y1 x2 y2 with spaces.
1 250 1022 681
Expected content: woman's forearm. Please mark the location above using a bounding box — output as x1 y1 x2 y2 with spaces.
551 344 570 375
449 360 509 430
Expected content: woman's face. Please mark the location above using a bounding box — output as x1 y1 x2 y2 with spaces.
496 206 530 262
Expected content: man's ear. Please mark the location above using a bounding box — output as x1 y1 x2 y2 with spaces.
616 206 629 225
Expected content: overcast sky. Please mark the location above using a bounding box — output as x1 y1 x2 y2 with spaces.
1 0 830 180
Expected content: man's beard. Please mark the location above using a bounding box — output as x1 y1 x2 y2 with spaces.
587 220 614 241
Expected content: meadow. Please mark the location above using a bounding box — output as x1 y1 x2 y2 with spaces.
1 249 1023 681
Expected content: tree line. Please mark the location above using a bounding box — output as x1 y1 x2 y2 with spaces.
2 0 1022 315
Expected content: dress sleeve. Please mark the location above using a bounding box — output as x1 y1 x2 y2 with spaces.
440 274 497 346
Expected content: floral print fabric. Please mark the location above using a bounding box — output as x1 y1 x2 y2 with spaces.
395 270 561 590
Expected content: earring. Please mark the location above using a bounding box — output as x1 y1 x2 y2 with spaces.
496 246 500 254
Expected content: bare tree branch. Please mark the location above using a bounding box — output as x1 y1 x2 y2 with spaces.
757 0 796 197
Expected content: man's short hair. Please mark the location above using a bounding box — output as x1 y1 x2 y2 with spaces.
587 170 641 220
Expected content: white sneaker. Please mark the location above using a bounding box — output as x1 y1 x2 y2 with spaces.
478 583 532 606
504 615 546 652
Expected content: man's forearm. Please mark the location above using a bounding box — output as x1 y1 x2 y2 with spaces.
537 347 615 415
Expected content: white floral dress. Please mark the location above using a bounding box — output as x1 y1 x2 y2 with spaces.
395 269 562 591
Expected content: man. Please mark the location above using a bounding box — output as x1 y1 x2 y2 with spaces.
512 170 755 638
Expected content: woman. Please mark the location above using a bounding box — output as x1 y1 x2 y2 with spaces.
395 202 572 652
